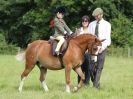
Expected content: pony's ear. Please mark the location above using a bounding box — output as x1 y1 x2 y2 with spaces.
95 37 100 42
100 39 106 42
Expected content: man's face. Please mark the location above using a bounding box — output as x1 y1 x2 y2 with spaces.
94 14 103 22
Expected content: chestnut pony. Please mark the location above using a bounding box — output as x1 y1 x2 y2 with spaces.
17 34 103 93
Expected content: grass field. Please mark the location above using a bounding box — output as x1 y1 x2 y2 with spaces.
0 55 133 99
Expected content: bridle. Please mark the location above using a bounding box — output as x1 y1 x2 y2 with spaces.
88 42 100 56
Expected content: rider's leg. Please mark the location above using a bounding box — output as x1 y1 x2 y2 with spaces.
55 36 65 55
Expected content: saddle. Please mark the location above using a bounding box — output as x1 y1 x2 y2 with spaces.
48 36 69 56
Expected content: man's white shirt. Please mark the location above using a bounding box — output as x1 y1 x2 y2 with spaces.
88 18 111 50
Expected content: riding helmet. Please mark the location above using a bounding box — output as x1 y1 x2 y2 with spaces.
55 6 66 14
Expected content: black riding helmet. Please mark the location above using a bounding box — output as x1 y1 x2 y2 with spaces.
55 6 66 15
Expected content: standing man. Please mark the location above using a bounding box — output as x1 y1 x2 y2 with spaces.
88 8 111 89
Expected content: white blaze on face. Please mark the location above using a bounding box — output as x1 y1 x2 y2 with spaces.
95 46 101 55
92 46 102 62
91 55 97 62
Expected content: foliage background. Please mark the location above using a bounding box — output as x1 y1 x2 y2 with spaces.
0 0 133 49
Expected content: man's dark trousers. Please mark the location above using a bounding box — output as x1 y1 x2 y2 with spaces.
93 49 107 89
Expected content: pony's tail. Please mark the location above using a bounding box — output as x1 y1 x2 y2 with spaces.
16 51 25 62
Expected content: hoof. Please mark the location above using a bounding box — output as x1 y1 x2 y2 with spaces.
66 90 71 93
72 86 78 92
66 89 71 93
44 89 49 92
66 85 71 93
18 88 22 93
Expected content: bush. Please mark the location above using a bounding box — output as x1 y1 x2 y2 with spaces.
111 14 133 47
0 33 18 55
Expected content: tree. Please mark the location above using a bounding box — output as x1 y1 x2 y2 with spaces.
0 0 133 48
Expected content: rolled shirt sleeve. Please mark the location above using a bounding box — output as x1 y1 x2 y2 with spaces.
101 22 111 50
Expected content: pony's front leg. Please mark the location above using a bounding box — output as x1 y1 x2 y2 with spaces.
73 67 85 92
65 65 72 93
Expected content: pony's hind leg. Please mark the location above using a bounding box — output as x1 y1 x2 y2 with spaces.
73 67 85 92
18 62 36 92
37 65 49 92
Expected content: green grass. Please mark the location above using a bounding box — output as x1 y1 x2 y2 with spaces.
0 55 133 99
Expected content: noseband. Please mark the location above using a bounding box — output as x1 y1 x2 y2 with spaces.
88 42 99 56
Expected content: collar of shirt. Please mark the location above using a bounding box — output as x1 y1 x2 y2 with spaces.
96 18 104 24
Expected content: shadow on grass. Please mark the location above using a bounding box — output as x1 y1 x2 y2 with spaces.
14 85 42 92
0 84 7 90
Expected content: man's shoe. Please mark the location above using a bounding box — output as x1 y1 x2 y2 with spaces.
93 83 100 90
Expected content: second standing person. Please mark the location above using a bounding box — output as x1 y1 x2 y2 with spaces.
76 15 93 85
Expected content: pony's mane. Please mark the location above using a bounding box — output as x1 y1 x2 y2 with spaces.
73 33 96 42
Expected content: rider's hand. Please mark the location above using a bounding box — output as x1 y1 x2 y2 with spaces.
64 33 69 38
70 32 75 37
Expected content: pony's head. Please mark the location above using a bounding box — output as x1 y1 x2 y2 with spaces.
87 37 105 56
